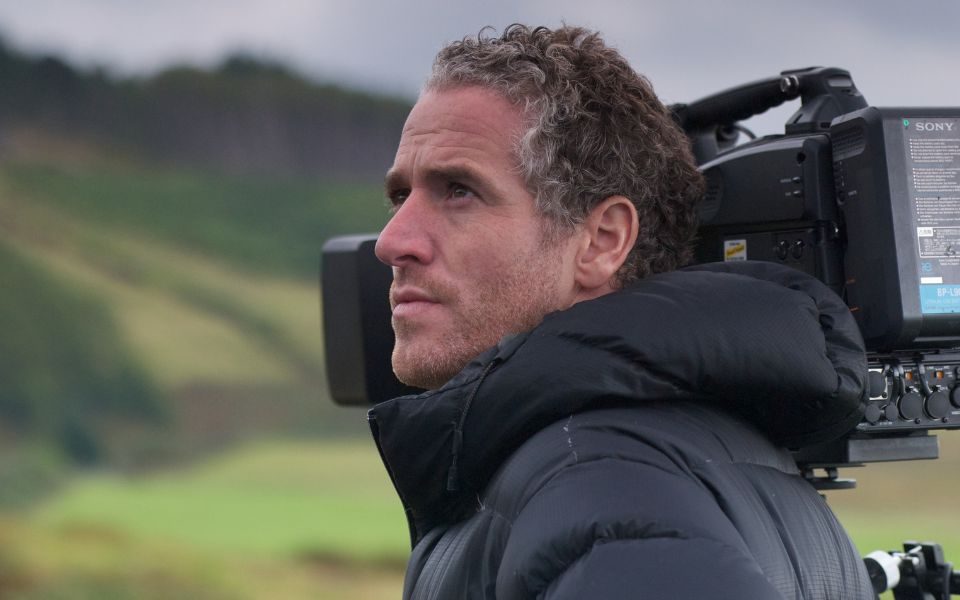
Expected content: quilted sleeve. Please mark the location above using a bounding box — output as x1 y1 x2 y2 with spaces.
495 454 785 599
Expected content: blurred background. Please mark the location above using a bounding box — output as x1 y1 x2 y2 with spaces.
0 1 957 598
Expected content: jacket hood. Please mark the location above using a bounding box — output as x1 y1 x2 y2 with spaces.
368 261 867 540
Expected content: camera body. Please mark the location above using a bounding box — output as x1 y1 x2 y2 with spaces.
694 104 960 350
321 67 960 469
680 68 960 466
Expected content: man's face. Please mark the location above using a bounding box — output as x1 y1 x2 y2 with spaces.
375 86 579 389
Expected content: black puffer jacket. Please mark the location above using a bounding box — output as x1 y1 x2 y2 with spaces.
369 262 874 599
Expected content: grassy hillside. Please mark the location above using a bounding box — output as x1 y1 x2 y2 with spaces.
0 131 390 468
1 159 388 280
1 119 392 270
0 239 161 429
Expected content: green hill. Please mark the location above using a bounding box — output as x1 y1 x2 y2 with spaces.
0 39 404 475
1 140 390 467
0 237 161 463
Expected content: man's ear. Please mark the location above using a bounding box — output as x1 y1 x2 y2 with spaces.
573 195 639 296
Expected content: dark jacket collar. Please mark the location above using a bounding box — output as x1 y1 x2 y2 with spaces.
369 261 867 542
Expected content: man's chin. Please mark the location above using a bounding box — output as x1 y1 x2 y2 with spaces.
393 364 453 391
392 344 469 391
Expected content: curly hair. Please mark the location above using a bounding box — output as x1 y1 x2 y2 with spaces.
426 24 704 284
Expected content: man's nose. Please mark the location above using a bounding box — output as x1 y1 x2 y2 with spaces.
374 195 434 267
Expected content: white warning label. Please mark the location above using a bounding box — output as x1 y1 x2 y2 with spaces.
724 239 747 261
918 227 960 258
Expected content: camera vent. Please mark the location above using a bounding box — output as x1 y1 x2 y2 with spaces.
698 171 723 222
832 126 866 160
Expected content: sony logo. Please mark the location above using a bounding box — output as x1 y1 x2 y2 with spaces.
915 121 956 132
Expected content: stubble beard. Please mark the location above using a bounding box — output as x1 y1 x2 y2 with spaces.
390 244 566 390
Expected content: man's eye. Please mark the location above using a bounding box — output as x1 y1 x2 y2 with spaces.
449 183 475 200
387 190 409 210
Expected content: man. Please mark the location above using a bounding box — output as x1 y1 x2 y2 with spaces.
370 24 873 599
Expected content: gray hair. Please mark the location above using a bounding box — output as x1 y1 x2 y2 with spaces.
426 24 704 284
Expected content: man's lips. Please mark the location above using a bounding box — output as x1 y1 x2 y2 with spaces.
390 287 441 317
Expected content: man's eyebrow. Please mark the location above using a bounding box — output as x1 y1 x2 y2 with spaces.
384 169 405 193
384 165 490 199
425 165 483 186
386 164 486 190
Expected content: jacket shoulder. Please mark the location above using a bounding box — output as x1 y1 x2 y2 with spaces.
484 405 767 597
483 402 796 518
485 405 871 599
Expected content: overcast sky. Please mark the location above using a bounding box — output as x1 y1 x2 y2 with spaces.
0 0 957 135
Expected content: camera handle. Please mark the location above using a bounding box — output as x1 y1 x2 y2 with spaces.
671 66 868 164
865 542 959 599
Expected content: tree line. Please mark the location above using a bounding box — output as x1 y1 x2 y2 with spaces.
0 38 412 180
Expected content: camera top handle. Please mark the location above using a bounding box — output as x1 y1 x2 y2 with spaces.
672 67 868 164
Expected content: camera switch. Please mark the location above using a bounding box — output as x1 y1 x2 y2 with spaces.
791 240 805 259
775 240 789 260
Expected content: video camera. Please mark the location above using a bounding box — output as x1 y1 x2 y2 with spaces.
669 66 960 484
321 66 960 485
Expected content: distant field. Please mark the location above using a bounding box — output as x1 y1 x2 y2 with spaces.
5 439 406 599
30 439 409 564
6 435 958 599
